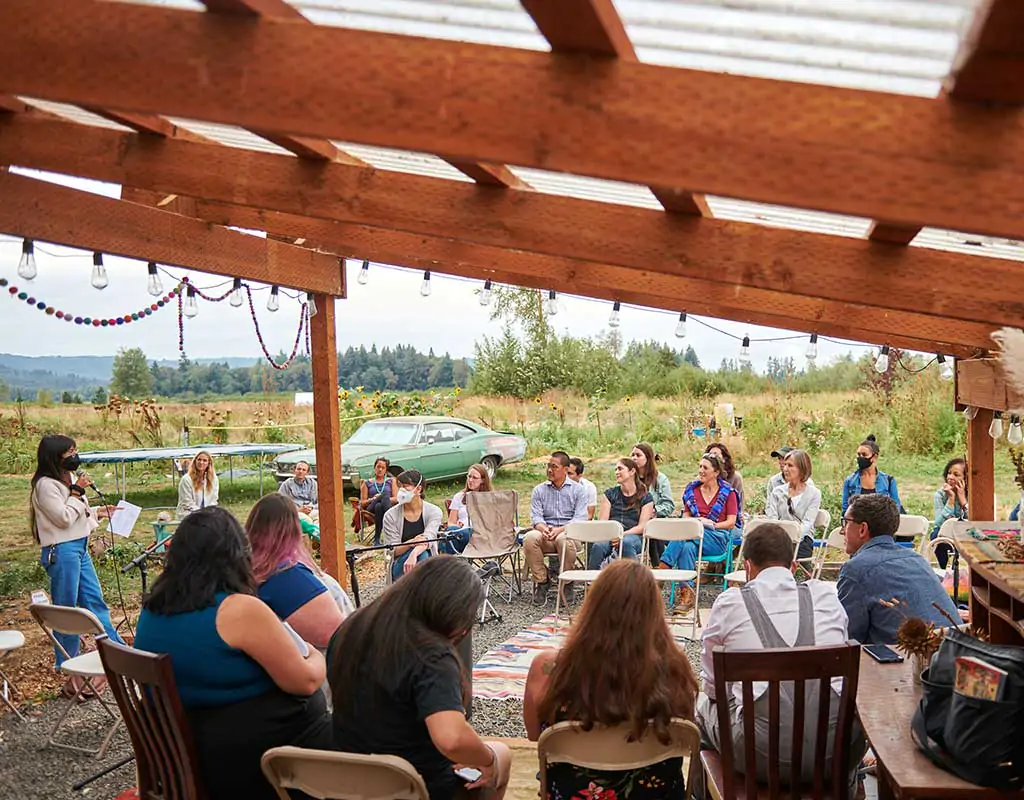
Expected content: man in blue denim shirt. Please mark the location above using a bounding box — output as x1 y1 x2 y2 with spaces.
838 494 959 644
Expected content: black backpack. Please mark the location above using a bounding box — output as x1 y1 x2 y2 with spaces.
911 628 1024 790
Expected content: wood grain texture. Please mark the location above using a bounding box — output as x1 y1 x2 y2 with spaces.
3 116 1019 332
866 221 921 246
3 0 1023 238
945 0 1024 104
968 409 996 521
0 171 343 294
956 357 1024 412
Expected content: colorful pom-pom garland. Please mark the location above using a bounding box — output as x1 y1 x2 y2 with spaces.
0 277 181 325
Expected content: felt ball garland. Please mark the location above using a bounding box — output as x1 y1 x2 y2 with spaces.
0 277 181 325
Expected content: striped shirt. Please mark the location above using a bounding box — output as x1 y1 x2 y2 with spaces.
530 480 589 527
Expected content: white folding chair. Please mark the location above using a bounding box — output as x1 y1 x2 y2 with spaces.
812 527 848 579
895 514 930 546
0 629 27 721
29 604 122 757
643 518 705 639
723 518 802 585
555 521 624 621
807 508 833 578
262 746 430 800
919 518 959 579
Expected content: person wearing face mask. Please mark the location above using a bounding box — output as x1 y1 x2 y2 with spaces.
841 434 903 517
382 469 444 582
30 435 125 692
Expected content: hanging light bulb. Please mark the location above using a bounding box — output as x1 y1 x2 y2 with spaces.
545 289 559 317
989 411 1004 440
229 278 244 307
1009 415 1023 446
183 285 199 318
674 312 687 339
90 252 109 290
608 301 621 328
479 279 493 307
874 345 890 374
146 262 163 297
963 405 980 421
17 239 37 281
936 354 954 381
419 270 432 297
739 335 751 365
267 285 280 312
307 292 318 317
806 333 819 362
357 259 369 286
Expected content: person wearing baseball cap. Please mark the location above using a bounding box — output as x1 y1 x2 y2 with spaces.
766 446 794 500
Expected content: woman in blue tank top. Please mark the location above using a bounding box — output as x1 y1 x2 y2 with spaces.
135 507 331 800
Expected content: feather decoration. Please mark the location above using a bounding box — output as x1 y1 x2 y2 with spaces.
992 327 1024 414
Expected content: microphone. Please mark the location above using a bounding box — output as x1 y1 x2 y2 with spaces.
76 468 97 490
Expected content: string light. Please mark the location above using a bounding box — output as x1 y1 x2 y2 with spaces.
17 239 37 281
0 276 178 325
608 301 621 328
229 278 245 308
806 333 818 362
545 289 559 317
307 292 318 317
479 279 492 307
1009 415 1023 446
146 262 163 297
267 285 280 312
989 411 1004 440
357 259 370 286
420 270 432 297
963 406 979 420
183 285 199 318
739 335 751 365
874 345 890 374
90 253 109 290
674 312 687 339
936 354 954 381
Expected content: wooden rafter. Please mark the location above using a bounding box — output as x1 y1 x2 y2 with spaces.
0 171 343 295
1 115 1017 332
4 0 1024 240
521 0 710 217
0 95 32 114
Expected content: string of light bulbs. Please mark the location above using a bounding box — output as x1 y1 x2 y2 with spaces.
961 408 1024 445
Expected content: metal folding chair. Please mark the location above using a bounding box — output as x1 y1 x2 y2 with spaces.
0 629 27 721
643 517 705 639
555 521 624 621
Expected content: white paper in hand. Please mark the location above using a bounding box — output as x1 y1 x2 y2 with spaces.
107 501 142 538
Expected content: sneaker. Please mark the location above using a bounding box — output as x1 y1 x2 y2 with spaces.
533 580 551 605
675 585 696 613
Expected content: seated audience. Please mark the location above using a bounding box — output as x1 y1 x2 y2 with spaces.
444 463 492 554
931 457 967 570
524 451 588 605
329 556 512 800
659 453 737 612
838 494 959 644
359 457 398 546
698 523 863 786
382 469 443 582
245 494 346 648
135 507 330 800
764 448 822 560
567 457 598 519
632 442 674 562
589 458 654 569
765 446 793 503
841 434 902 516
706 442 744 543
277 460 318 518
176 450 219 519
524 559 698 798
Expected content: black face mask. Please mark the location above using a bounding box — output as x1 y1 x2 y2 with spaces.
62 454 81 472
856 455 873 472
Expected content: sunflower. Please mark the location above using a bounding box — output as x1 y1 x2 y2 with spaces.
624 395 633 404
454 387 462 396
355 385 364 393
533 397 542 405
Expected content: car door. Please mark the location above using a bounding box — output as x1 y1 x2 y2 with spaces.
450 422 482 470
418 422 464 481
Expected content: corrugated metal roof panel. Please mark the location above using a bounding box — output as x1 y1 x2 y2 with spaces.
20 99 135 132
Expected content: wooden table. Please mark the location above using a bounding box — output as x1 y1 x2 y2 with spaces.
857 651 1020 799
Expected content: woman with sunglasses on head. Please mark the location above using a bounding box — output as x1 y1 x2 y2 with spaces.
30 435 124 691
382 469 444 581
765 449 821 560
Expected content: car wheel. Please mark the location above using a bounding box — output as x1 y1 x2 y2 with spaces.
481 456 499 479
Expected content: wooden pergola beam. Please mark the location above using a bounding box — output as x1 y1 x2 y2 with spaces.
0 172 343 295
5 117 1020 332
156 195 991 357
945 0 1024 104
4 0 1024 241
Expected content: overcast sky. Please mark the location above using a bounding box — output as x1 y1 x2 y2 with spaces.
0 169 884 371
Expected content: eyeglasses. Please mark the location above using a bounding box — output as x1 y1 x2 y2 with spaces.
841 517 859 527
546 463 563 471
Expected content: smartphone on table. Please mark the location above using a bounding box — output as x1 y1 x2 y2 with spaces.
864 644 904 664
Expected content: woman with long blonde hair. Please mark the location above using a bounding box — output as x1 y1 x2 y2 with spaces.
177 450 219 519
443 463 493 553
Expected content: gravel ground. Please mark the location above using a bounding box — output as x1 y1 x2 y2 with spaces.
0 562 720 800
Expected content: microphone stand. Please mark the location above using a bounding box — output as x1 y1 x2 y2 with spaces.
121 533 174 595
345 533 459 607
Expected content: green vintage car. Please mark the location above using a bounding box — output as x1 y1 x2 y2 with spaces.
268 415 528 489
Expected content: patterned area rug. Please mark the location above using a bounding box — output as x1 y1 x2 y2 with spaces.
472 614 697 701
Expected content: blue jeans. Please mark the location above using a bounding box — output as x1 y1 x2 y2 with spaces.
441 527 472 554
588 534 644 570
391 547 431 581
660 527 728 587
40 538 124 666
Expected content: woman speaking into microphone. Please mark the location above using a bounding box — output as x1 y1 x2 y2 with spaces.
30 435 125 689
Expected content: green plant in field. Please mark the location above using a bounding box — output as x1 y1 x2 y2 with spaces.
251 402 290 443
197 405 231 444
586 388 610 440
0 559 46 598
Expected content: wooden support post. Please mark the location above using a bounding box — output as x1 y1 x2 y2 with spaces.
309 295 345 584
968 408 995 520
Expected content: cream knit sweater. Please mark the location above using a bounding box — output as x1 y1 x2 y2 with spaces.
32 476 98 547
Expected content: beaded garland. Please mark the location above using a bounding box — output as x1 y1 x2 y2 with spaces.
0 276 180 326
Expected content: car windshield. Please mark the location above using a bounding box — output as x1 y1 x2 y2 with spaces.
346 422 419 446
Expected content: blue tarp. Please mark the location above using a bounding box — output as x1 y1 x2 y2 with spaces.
78 443 305 464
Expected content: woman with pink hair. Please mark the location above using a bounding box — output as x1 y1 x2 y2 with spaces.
245 494 346 648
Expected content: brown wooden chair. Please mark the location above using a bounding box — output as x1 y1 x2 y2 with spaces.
700 642 862 800
349 497 376 542
97 637 208 800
